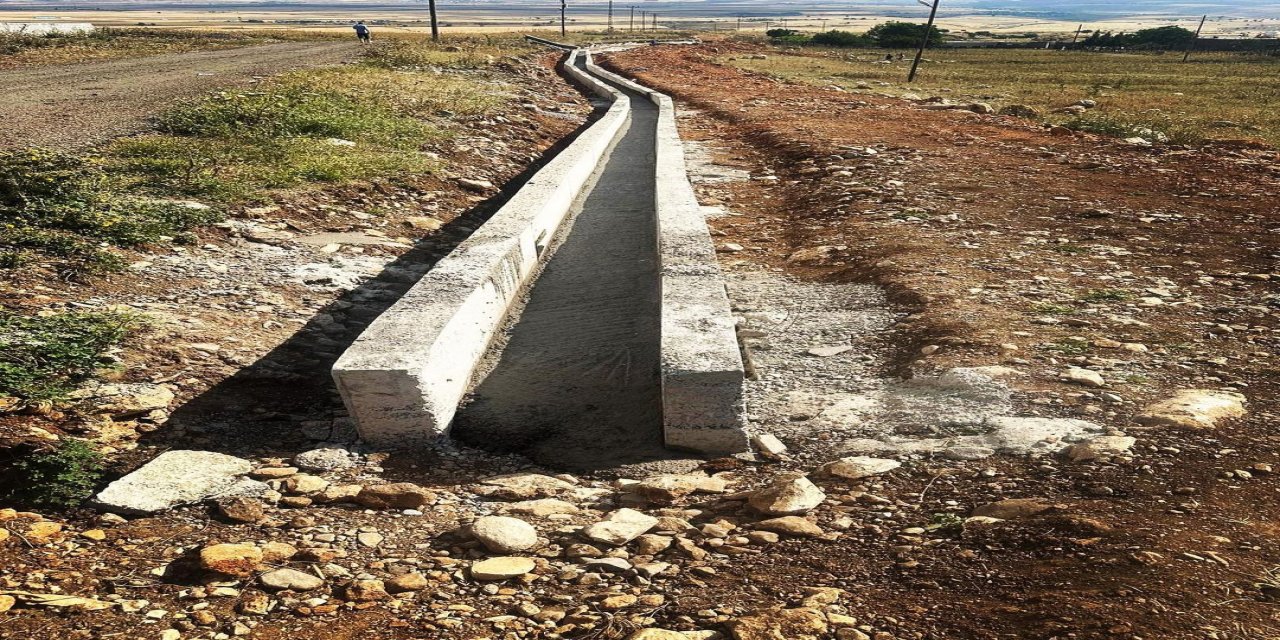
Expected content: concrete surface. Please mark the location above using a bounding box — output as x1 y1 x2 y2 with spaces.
331 49 631 447
452 54 666 469
334 47 747 458
587 60 750 453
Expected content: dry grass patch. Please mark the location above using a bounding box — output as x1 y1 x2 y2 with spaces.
731 48 1280 145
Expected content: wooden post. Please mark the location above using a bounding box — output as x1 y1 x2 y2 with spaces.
1183 14 1206 62
630 6 634 32
560 0 566 37
1071 23 1083 45
608 0 613 31
428 0 439 42
907 0 940 83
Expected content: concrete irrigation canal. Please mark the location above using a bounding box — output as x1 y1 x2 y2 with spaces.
332 44 748 467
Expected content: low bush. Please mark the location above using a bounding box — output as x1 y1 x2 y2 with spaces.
1 439 105 509
811 30 874 48
0 311 138 402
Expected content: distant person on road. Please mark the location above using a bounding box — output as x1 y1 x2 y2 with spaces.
353 21 372 44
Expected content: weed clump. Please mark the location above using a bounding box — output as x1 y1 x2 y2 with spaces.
1064 110 1206 146
1 439 105 509
0 149 221 276
0 311 138 402
1079 288 1132 302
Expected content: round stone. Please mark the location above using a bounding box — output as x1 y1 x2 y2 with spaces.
471 516 538 554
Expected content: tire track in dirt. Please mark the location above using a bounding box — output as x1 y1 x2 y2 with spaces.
0 41 357 150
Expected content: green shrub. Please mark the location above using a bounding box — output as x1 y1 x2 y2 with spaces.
866 22 945 48
1 439 105 509
0 311 138 402
811 30 874 48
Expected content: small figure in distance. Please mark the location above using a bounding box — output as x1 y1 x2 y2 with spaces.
353 20 372 44
884 53 893 61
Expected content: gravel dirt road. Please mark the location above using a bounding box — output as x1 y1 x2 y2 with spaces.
0 41 357 150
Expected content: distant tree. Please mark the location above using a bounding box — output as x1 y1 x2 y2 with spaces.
810 30 873 48
765 28 810 45
866 21 945 48
1130 25 1197 49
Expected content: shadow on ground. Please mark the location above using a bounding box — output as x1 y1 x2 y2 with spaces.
150 58 694 481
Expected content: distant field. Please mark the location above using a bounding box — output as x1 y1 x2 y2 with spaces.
730 47 1280 145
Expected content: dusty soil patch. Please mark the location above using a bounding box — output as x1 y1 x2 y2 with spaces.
596 42 1280 637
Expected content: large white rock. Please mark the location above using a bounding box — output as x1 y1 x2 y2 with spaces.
815 456 901 480
581 508 659 546
471 516 539 553
1137 389 1247 429
93 450 252 514
293 447 356 472
748 473 827 516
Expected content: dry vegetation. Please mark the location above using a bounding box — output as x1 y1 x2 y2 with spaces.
730 47 1280 145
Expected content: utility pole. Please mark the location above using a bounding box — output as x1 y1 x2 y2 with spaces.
821 19 827 32
428 0 439 42
560 0 566 37
907 0 940 83
1183 14 1207 62
608 0 613 31
736 16 741 30
651 12 656 31
630 6 634 32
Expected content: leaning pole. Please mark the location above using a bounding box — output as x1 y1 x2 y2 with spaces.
907 0 940 83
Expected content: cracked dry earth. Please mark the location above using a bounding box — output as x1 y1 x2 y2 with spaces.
0 43 1277 640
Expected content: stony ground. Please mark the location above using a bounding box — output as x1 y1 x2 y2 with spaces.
1 41 1278 640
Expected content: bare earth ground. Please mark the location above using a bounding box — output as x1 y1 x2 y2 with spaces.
0 42 357 150
3 42 1280 640
599 42 1280 637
